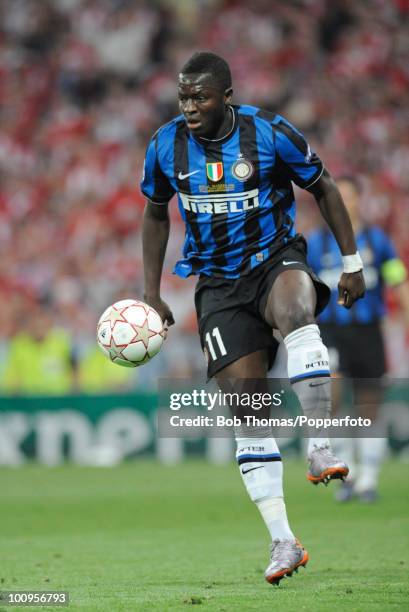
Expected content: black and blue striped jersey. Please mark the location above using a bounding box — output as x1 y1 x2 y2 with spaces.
308 225 407 324
141 104 323 279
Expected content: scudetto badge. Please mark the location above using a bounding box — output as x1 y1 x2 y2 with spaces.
206 162 224 182
232 158 254 181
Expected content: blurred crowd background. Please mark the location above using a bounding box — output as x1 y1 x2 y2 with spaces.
0 0 408 394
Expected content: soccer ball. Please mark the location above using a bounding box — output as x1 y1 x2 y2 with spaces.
97 299 165 367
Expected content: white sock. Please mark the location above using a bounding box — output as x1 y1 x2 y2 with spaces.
355 437 386 492
284 324 331 453
257 498 294 542
236 436 295 541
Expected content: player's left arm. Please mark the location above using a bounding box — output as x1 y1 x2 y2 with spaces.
307 169 365 308
272 117 365 309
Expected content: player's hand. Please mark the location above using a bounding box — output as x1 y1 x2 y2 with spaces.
143 295 175 329
337 271 366 309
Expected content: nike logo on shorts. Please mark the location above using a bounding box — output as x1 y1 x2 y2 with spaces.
241 466 264 475
178 170 199 180
282 260 300 266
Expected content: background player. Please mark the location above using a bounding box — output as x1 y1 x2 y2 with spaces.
141 52 365 584
308 176 409 502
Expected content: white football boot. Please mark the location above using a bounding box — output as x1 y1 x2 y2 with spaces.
307 444 349 485
265 539 309 585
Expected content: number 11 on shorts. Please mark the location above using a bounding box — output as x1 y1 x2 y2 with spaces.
205 327 227 360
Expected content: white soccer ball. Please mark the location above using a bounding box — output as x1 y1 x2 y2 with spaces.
97 299 165 367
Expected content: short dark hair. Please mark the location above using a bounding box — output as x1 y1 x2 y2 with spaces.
180 52 232 91
336 175 362 194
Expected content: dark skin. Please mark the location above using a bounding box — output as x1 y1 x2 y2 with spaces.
142 72 366 375
177 72 233 138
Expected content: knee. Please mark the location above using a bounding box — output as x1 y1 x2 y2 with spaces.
275 301 316 337
265 270 317 335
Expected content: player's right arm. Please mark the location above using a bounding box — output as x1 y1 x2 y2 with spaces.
140 131 176 326
142 200 175 326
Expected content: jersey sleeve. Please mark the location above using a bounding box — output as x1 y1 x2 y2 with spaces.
272 116 324 189
140 134 175 204
376 229 408 286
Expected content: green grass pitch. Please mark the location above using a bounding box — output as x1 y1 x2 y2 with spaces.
1 460 408 611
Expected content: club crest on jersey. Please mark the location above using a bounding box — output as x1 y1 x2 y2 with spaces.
232 158 254 181
206 162 223 182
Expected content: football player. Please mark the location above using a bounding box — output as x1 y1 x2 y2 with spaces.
141 52 365 584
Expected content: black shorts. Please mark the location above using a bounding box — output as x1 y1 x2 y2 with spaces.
195 235 330 379
320 323 386 379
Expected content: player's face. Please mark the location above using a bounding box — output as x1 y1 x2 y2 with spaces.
178 73 232 138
